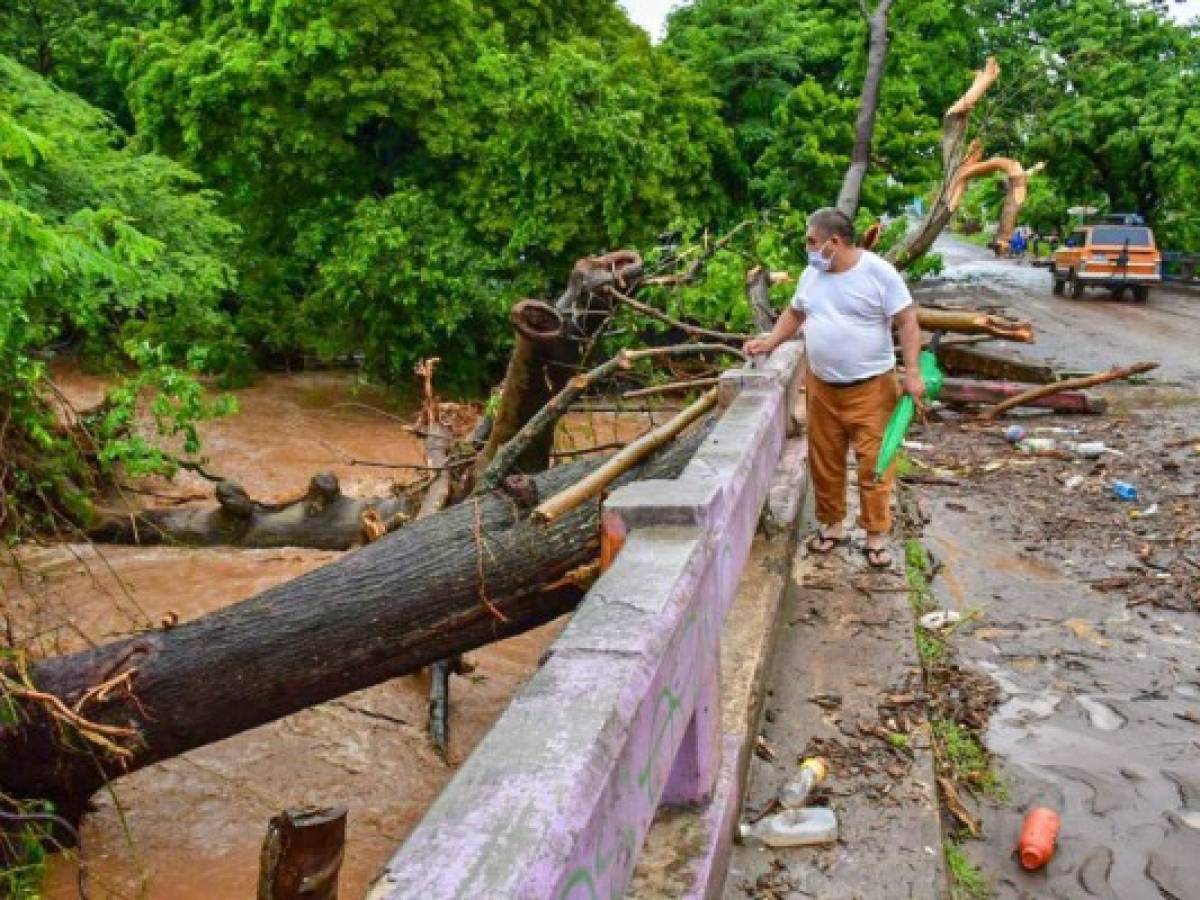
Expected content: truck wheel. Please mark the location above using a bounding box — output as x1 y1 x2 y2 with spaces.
1132 285 1150 302
1110 286 1126 300
1069 273 1085 299
1052 270 1065 295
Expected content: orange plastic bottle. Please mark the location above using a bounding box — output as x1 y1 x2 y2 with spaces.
1017 807 1061 871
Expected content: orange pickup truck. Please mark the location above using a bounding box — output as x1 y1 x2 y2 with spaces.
1051 223 1162 301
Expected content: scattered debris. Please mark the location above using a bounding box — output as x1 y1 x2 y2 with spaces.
919 610 963 630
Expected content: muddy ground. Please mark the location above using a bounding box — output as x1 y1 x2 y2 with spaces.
913 238 1200 899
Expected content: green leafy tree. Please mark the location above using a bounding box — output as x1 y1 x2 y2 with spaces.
1 56 239 535
976 0 1200 247
664 0 980 214
110 1 738 383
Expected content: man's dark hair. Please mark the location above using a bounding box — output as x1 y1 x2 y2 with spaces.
809 207 855 243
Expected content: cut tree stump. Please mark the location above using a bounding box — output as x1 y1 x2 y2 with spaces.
0 428 709 823
258 806 347 900
476 251 643 479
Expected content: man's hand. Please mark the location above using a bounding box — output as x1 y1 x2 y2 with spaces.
903 371 927 404
744 335 774 356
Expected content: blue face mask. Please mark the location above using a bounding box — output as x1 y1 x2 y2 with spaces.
807 239 834 272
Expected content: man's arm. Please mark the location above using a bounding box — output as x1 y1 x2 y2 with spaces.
893 304 925 401
745 306 805 356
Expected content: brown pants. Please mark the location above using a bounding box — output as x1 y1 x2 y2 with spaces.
806 370 900 534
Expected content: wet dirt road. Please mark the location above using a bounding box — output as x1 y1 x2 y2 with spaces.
924 235 1200 386
917 239 1200 898
4 369 654 899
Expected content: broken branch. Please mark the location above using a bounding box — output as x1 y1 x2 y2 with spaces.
533 388 718 524
979 362 1159 420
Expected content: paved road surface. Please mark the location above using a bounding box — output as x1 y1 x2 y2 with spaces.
924 236 1200 386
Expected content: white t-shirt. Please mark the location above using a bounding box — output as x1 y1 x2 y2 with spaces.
790 250 913 383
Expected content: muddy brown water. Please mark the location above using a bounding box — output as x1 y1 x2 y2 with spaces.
4 367 656 899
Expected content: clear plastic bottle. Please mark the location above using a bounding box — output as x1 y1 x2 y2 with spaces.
779 757 828 809
738 807 839 848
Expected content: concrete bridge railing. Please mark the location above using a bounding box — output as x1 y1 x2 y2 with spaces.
367 341 806 899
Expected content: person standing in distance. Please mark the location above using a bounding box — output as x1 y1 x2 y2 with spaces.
746 208 924 568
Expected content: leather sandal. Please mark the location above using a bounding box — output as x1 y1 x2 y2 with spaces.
863 546 893 569
807 528 849 554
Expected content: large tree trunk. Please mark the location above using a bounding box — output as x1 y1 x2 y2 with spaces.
86 473 419 550
837 0 896 220
476 251 643 477
0 428 708 824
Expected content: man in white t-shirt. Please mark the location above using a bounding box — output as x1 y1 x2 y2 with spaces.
746 208 924 568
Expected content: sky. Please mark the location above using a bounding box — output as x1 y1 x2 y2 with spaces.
620 0 1200 40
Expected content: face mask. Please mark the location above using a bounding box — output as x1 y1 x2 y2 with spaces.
807 239 834 272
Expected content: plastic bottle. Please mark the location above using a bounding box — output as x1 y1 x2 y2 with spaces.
779 757 828 809
1004 425 1028 444
1112 480 1138 501
1017 437 1056 454
739 807 839 848
1016 807 1061 870
1070 441 1106 459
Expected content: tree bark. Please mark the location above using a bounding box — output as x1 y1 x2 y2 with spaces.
745 267 778 333
917 307 1034 342
476 252 643 478
87 473 418 550
0 428 709 823
888 59 999 270
837 0 896 220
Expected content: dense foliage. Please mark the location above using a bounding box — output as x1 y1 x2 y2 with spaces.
0 56 237 535
974 0 1200 246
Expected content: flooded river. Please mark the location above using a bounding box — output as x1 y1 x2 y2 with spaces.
4 367 653 898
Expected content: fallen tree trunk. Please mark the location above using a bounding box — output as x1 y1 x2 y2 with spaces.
0 428 709 822
938 378 1107 414
87 473 418 550
979 362 1159 420
917 307 1034 342
476 252 642 478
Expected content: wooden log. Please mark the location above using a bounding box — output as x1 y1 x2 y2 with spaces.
258 806 347 900
534 389 717 524
935 344 1055 384
979 362 1159 420
937 378 1107 414
87 473 417 550
917 307 1034 342
0 429 709 822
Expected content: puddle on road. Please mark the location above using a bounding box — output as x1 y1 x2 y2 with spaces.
6 368 657 899
928 500 1200 900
